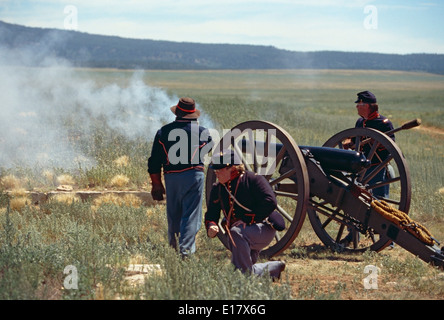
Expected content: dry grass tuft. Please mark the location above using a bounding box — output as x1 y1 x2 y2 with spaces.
1 175 22 190
9 196 30 212
1 187 31 213
113 155 130 167
50 193 80 204
122 194 142 207
8 187 28 197
110 174 130 188
92 193 123 208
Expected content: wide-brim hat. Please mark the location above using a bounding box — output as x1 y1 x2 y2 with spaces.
355 91 377 104
209 149 242 170
170 97 200 119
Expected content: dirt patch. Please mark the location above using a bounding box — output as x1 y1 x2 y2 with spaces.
277 244 444 300
415 125 444 136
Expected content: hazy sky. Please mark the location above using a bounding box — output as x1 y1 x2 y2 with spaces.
1 0 444 54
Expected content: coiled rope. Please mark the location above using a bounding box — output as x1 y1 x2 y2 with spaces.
371 200 437 246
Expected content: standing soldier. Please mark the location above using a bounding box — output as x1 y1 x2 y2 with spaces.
205 150 286 280
343 91 395 247
148 97 213 257
353 90 395 199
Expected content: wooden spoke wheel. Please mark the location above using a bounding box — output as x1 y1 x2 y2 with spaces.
307 127 411 253
205 120 310 258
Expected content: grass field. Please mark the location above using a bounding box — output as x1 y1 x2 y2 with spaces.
1 68 444 300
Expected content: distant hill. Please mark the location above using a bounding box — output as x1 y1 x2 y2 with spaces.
1 20 444 74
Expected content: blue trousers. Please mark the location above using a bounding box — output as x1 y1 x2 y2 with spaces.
164 169 204 256
229 222 283 278
368 166 389 199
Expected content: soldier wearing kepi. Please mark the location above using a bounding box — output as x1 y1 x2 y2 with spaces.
353 90 395 199
205 149 286 280
148 97 213 257
354 91 394 140
343 91 396 246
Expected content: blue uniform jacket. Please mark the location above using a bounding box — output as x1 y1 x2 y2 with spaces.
148 118 213 174
355 114 394 139
355 113 395 164
205 171 277 229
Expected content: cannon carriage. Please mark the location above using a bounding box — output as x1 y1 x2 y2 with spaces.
205 120 444 268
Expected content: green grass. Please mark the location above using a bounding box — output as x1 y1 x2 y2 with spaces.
1 68 444 300
0 196 292 300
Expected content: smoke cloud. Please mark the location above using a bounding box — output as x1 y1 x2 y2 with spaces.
0 33 214 170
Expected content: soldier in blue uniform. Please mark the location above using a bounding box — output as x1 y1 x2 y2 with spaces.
205 150 286 280
148 97 213 257
343 91 395 247
353 90 395 198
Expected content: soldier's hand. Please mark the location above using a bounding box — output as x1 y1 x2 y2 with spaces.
342 138 354 149
151 184 165 201
207 225 219 238
150 173 165 201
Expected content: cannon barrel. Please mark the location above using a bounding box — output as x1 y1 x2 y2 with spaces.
298 145 371 173
239 139 370 174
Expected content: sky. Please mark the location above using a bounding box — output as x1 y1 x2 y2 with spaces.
1 0 444 54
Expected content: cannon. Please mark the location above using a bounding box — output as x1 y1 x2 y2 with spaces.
205 119 444 268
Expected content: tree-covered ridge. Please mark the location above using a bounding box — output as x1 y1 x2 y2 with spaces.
1 20 444 74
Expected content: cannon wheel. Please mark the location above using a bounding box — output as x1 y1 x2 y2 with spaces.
307 127 411 253
205 120 310 258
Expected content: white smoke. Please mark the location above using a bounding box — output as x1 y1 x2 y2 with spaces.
0 37 214 170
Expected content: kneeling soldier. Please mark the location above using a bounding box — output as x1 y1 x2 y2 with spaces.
205 150 286 279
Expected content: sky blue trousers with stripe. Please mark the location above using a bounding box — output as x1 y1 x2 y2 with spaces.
229 222 283 278
164 169 204 256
